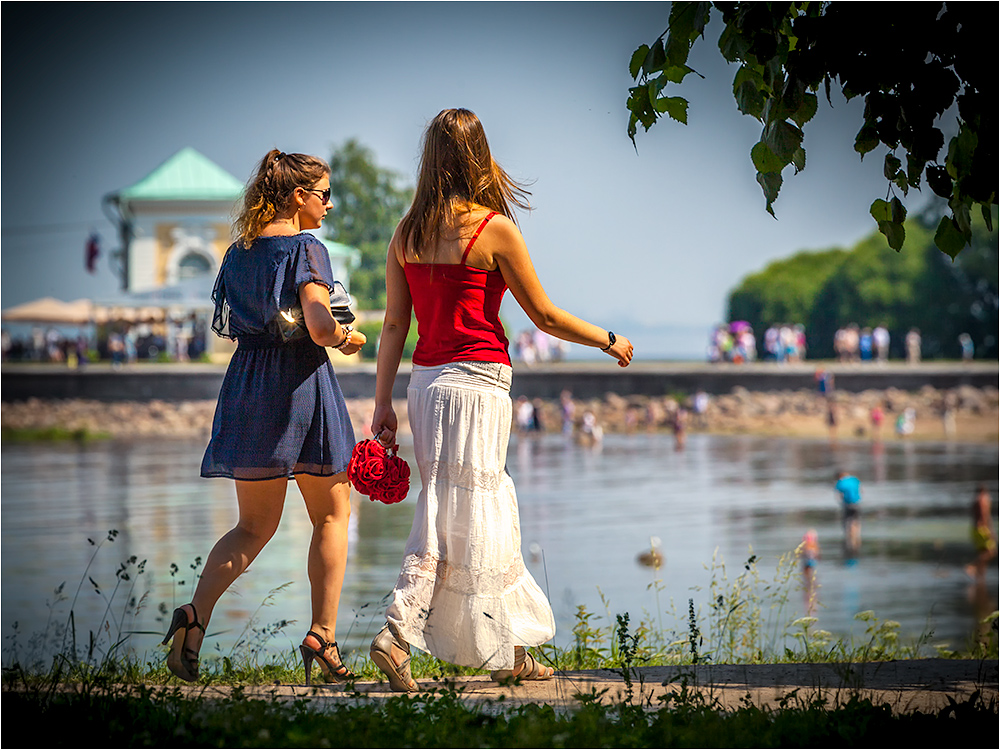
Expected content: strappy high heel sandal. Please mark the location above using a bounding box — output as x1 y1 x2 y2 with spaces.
370 623 419 692
491 645 555 683
162 603 205 682
299 630 357 685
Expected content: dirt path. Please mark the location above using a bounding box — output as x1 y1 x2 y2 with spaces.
167 659 997 715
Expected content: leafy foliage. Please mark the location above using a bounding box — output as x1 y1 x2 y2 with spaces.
325 140 413 310
727 203 998 358
627 2 997 257
8 684 997 749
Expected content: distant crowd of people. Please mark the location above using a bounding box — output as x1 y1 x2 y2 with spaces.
513 328 569 366
709 322 806 364
708 322 757 363
1 315 209 366
709 321 978 364
1 326 89 365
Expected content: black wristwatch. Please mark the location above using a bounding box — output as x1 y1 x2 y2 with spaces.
601 331 616 351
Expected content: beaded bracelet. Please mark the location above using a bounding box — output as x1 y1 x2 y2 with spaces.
335 325 354 351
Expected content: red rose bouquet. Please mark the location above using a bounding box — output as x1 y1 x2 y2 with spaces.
348 438 411 505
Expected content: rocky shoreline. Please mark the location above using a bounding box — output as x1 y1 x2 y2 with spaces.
2 384 997 443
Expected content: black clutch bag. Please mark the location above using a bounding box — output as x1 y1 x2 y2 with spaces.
271 281 356 343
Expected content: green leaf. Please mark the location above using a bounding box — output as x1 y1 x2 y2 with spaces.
950 196 972 236
735 80 765 118
664 3 706 70
627 113 639 143
790 92 818 128
934 216 967 259
756 171 783 216
751 141 785 173
926 165 952 198
629 45 650 80
889 197 907 224
626 86 657 130
791 147 806 173
869 199 891 223
733 64 763 91
763 120 803 161
646 39 667 74
780 76 804 117
854 123 879 156
663 64 695 84
906 154 927 188
669 2 711 42
718 21 750 62
946 125 978 180
877 221 905 251
654 95 689 123
648 78 667 100
883 154 902 181
982 204 995 232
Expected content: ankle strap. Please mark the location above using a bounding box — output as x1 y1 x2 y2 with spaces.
306 630 335 650
186 604 206 632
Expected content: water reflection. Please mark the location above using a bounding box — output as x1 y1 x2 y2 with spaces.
2 433 996 665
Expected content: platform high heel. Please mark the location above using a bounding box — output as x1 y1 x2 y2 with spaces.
300 630 357 685
161 604 205 682
369 623 419 692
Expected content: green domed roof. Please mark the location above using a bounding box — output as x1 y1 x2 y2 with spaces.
118 147 244 201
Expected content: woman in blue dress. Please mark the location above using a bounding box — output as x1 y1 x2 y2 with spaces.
162 150 365 684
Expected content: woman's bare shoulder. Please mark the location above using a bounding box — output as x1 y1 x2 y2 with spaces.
387 222 408 263
484 213 526 251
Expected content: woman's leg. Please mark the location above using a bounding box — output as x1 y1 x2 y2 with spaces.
295 472 352 643
189 478 288 636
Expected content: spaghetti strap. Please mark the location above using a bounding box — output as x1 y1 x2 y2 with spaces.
461 212 497 265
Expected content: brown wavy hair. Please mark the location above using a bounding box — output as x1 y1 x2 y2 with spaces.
233 149 330 248
399 109 531 259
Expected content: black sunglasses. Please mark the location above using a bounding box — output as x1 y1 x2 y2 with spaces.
305 187 332 203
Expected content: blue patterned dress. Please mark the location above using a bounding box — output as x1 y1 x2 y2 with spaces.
200 233 355 481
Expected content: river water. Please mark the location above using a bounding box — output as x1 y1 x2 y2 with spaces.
2 433 996 668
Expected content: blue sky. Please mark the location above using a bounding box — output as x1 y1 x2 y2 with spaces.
1 2 899 354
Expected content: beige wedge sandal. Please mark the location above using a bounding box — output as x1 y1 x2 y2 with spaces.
370 623 419 692
490 646 554 682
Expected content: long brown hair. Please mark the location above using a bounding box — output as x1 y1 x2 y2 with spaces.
233 149 330 248
399 109 531 258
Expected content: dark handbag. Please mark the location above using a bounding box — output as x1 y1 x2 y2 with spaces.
271 281 356 343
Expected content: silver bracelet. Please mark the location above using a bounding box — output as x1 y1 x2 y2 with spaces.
335 325 354 350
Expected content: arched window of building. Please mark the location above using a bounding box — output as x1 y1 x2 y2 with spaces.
177 251 212 280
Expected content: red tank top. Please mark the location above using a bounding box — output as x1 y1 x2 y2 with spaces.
405 212 511 367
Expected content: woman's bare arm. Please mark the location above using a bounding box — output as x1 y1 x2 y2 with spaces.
300 282 365 354
371 228 412 442
491 217 633 367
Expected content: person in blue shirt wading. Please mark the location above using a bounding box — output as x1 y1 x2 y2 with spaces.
835 471 862 552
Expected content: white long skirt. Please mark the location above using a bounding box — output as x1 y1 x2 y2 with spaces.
385 361 555 670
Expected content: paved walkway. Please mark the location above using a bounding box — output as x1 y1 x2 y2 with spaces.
169 659 997 715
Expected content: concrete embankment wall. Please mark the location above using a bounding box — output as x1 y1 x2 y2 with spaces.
2 362 996 402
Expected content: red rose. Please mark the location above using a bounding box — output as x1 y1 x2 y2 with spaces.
374 454 411 505
348 439 387 493
348 439 411 504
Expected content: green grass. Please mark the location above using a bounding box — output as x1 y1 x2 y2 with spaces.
5 532 997 690
3 675 995 748
2 531 997 747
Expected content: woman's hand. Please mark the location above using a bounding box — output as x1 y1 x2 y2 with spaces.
338 329 366 356
370 402 397 446
606 334 634 367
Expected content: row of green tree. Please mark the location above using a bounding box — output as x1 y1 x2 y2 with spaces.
727 201 998 360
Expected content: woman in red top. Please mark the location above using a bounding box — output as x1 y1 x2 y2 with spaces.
369 109 633 691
